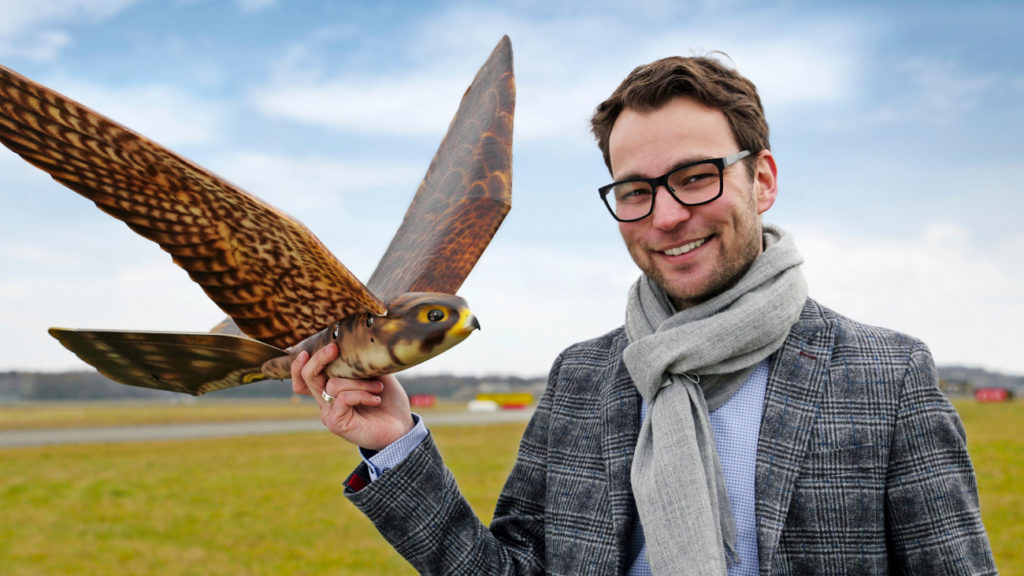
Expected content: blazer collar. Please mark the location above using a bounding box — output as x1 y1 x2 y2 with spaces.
755 298 835 574
599 328 643 572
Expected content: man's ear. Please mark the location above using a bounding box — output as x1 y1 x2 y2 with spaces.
754 150 778 214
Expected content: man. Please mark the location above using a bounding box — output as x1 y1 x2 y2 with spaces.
291 55 996 575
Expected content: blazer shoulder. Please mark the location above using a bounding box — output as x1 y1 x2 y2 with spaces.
799 298 926 355
545 326 630 396
556 325 628 367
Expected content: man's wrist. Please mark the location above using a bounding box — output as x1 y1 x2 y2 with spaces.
360 413 428 481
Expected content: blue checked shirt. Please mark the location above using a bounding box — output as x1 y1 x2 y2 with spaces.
360 413 429 481
627 360 768 576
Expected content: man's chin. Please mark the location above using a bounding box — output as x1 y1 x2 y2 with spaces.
654 277 714 311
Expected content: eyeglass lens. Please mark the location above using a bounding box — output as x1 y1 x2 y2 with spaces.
608 161 722 221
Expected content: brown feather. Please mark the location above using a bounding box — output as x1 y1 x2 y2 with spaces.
366 36 515 301
0 65 386 349
47 328 285 396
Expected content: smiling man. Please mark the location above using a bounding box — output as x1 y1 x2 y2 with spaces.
293 55 996 575
604 95 773 310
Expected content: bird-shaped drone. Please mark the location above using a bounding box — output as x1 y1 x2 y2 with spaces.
0 37 514 396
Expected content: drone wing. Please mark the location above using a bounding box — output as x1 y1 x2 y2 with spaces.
48 327 286 395
366 35 514 302
0 65 386 349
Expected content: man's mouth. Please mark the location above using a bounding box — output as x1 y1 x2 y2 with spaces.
663 237 708 256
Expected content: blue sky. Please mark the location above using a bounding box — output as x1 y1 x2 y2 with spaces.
1 0 1022 378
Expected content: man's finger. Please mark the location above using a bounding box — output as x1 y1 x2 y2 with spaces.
306 344 342 411
336 389 383 408
324 377 384 399
290 351 312 395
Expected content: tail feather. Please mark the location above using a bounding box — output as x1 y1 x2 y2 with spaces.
48 328 287 396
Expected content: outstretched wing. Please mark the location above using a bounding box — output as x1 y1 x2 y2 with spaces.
366 35 515 302
48 328 285 396
0 65 386 349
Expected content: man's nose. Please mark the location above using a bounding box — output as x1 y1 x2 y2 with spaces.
649 186 692 230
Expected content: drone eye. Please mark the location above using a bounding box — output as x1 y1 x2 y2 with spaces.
427 309 446 322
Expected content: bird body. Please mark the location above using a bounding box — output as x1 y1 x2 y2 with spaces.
1 37 515 395
260 292 480 381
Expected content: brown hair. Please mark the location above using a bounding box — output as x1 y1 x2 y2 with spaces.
590 54 769 173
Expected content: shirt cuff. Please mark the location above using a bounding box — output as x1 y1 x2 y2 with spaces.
359 413 427 481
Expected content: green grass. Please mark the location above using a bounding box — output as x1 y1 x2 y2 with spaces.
953 400 1024 575
0 421 526 575
0 400 1019 574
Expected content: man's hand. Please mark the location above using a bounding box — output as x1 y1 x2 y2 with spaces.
290 344 415 450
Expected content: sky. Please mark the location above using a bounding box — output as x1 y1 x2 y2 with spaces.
0 0 1022 380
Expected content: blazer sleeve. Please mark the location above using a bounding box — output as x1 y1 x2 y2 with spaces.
342 354 564 575
885 343 997 574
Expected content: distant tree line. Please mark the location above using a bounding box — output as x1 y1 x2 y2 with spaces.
0 370 547 402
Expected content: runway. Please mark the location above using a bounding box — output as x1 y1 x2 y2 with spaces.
0 408 534 448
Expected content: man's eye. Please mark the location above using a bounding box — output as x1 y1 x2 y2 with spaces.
615 185 652 203
671 168 718 189
682 173 714 186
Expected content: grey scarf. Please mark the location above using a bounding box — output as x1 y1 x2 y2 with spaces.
623 225 807 575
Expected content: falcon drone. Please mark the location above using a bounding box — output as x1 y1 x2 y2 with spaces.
0 37 514 395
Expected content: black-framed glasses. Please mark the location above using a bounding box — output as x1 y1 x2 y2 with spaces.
598 150 752 222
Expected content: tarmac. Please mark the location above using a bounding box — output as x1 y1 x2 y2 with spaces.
0 408 534 448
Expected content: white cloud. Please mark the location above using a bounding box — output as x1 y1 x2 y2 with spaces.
30 77 228 148
0 30 72 61
0 232 223 371
0 243 85 271
0 267 224 371
213 152 421 199
866 58 997 127
249 10 862 152
0 0 142 61
250 74 465 137
791 222 1024 374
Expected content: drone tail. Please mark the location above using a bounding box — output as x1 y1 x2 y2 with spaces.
48 328 287 396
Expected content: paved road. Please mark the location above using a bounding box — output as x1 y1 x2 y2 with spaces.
0 409 534 448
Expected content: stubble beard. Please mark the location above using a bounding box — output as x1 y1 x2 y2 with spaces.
638 190 764 311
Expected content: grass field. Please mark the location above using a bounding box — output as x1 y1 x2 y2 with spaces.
948 401 1023 574
0 399 1019 574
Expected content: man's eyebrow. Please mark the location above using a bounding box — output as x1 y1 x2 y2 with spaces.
613 155 712 181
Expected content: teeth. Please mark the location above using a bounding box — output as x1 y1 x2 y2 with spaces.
664 238 706 256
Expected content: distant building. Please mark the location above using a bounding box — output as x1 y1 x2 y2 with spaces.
409 394 437 408
468 399 500 412
475 392 534 410
974 387 1014 403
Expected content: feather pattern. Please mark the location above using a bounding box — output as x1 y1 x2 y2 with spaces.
0 65 385 349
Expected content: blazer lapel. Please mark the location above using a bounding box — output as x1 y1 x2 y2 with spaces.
755 299 835 574
600 330 642 573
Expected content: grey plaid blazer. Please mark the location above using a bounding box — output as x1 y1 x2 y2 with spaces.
347 298 996 575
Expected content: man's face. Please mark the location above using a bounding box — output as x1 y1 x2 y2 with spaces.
609 96 777 310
